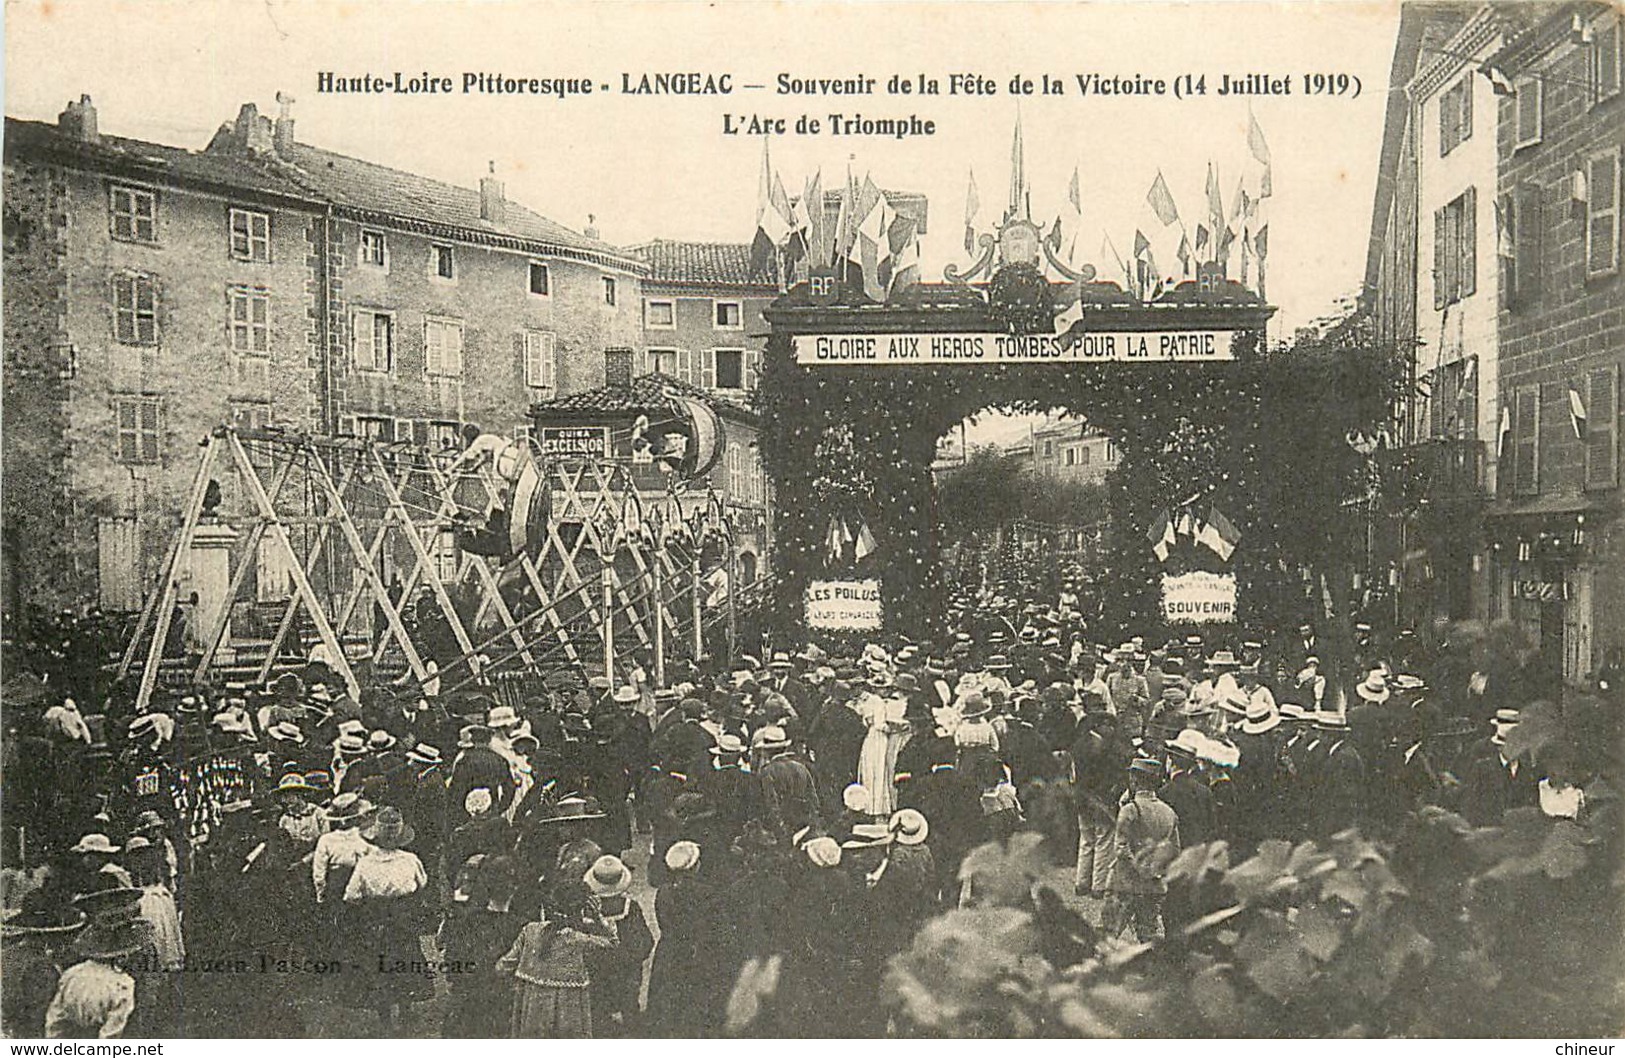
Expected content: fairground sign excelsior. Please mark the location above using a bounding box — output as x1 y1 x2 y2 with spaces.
539 426 610 458
805 578 884 631
1161 571 1238 624
794 330 1234 365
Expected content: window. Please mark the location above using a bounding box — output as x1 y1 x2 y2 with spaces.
1586 148 1620 278
356 415 394 441
229 287 270 354
1589 14 1622 106
424 317 465 378
1043 440 1055 458
528 261 551 296
714 300 743 329
113 274 158 345
1433 187 1477 308
602 276 617 306
645 299 676 328
713 349 745 390
1428 358 1477 440
432 245 455 280
524 330 557 393
352 309 394 372
230 400 271 431
434 530 459 582
1501 184 1544 309
1586 365 1620 489
647 348 680 377
1065 447 1077 467
1080 446 1093 466
1438 78 1472 156
110 186 157 243
229 208 271 262
1510 78 1542 152
429 421 463 451
360 230 387 267
115 397 161 464
605 347 635 386
1512 384 1541 496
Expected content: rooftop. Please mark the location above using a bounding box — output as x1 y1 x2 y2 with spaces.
529 371 757 422
632 240 782 288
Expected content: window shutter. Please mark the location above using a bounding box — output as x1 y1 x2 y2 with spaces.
1594 18 1621 102
1516 79 1542 147
1517 183 1542 301
1587 365 1620 489
679 349 694 386
746 349 762 391
1460 186 1477 298
701 348 717 389
1439 88 1452 156
1587 150 1620 276
542 334 557 392
353 312 373 369
523 333 541 387
1459 76 1472 145
424 321 442 376
1433 206 1448 309
1515 386 1540 495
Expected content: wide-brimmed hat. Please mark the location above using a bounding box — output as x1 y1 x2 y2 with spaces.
362 806 414 848
275 771 312 793
1354 671 1391 703
326 792 373 824
1215 689 1250 717
368 729 398 751
842 823 893 850
959 692 990 719
1206 650 1240 668
1166 728 1207 759
305 770 332 792
1240 702 1281 735
1129 756 1164 777
268 722 305 744
751 725 790 751
709 733 746 757
486 706 521 730
1278 702 1309 720
127 712 174 743
769 652 794 670
584 854 632 897
1197 738 1242 768
664 840 701 873
611 685 640 704
123 834 154 853
334 734 367 757
797 643 829 664
985 654 1012 671
804 836 842 868
132 810 166 834
842 783 871 813
71 834 121 855
549 795 608 823
1312 710 1350 729
890 808 929 846
406 742 443 766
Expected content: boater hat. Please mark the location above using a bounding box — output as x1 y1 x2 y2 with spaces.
584 855 632 898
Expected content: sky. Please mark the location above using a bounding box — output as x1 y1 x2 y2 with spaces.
5 0 1403 439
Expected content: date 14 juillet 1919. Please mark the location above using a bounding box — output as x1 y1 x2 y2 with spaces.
1159 72 1360 98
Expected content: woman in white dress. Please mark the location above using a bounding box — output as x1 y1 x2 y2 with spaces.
855 685 910 817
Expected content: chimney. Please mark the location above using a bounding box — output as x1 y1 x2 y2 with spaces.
583 213 600 240
479 161 505 224
58 95 98 143
604 348 634 388
232 103 274 156
273 91 296 155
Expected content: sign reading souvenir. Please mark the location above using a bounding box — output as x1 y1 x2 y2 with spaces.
1161 571 1237 624
539 426 610 458
805 578 884 631
794 330 1236 365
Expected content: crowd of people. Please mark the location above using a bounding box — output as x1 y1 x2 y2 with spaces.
1 579 1612 1038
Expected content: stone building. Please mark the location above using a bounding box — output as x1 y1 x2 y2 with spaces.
1485 1 1624 682
3 95 645 615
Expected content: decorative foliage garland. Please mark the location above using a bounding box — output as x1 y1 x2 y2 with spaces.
986 263 1056 335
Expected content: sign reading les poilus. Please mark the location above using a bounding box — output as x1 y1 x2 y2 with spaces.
795 331 1235 365
805 578 884 630
1162 571 1237 624
539 426 610 458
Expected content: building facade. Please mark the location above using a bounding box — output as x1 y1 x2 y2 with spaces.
1486 2 1624 683
3 99 328 614
3 95 647 615
1027 418 1121 485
